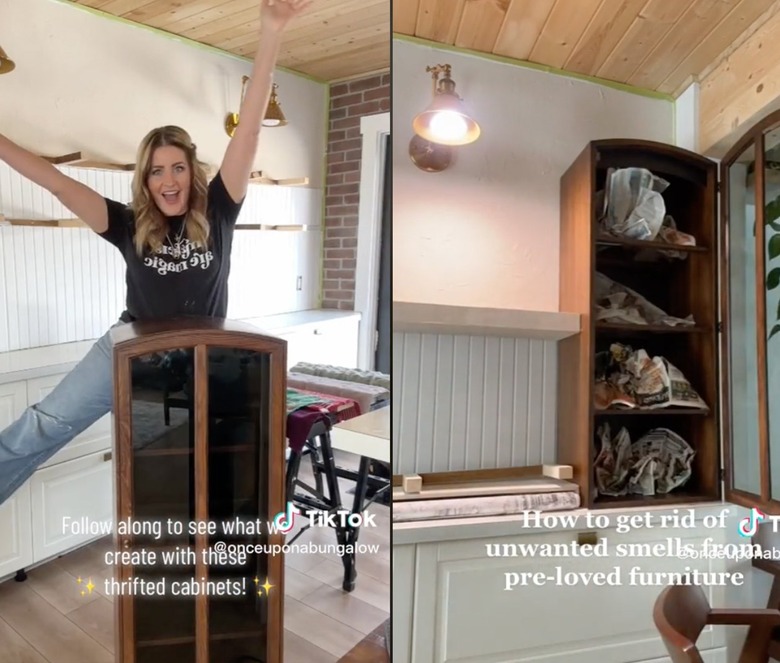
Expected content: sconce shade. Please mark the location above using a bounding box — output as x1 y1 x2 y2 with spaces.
0 46 15 75
413 70 480 146
263 84 287 127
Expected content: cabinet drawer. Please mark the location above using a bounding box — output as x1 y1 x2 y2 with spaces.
0 483 33 580
30 449 114 563
26 374 112 467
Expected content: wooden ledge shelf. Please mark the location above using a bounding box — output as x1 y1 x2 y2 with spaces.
42 151 135 171
392 465 576 501
235 224 319 231
248 171 309 186
0 215 88 228
393 301 580 340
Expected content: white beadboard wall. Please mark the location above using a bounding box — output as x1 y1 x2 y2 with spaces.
393 330 558 475
0 163 322 352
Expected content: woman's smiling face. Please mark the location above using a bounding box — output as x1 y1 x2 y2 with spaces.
147 145 191 216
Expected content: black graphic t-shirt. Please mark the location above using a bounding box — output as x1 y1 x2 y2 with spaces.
99 172 243 323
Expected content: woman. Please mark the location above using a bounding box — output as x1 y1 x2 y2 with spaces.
0 0 310 506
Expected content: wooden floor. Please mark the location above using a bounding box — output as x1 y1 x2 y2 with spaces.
0 450 390 662
338 620 389 662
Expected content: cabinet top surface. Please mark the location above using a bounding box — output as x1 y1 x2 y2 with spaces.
0 309 355 384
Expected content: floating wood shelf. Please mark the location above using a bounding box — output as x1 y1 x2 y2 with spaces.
235 224 317 231
248 170 309 186
0 215 88 228
42 151 135 171
393 301 580 340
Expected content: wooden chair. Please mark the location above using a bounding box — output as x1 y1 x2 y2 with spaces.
653 582 780 663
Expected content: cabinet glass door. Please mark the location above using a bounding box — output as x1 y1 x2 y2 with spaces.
721 111 780 512
765 127 780 500
206 347 271 662
130 348 197 663
725 143 762 497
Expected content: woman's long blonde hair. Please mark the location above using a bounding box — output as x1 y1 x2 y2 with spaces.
131 126 210 256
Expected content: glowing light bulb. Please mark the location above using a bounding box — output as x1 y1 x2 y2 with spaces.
429 111 468 141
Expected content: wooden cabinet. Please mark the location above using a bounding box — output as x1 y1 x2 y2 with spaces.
558 139 719 509
110 318 286 663
558 118 780 515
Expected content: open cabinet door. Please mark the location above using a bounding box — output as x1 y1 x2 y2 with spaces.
721 109 780 513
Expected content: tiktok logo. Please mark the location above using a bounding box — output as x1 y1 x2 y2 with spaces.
738 507 766 537
270 502 298 534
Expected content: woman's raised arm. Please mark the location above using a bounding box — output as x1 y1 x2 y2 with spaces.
218 0 310 204
0 133 108 233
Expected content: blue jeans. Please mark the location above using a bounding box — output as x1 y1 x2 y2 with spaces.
0 325 117 506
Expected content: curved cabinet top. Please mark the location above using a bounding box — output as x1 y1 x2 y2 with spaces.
109 316 287 357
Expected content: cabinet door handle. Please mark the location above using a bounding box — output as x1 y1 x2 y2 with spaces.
103 452 112 462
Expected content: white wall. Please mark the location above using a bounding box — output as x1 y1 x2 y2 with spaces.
392 39 674 313
0 0 327 186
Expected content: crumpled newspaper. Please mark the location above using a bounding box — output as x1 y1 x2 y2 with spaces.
594 423 695 496
594 343 708 411
601 167 669 241
595 272 695 327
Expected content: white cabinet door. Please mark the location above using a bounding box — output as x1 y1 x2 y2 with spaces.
393 544 416 663
411 527 729 663
0 483 33 580
26 374 111 467
0 380 34 580
281 317 361 371
307 317 359 369
30 449 114 564
0 380 27 428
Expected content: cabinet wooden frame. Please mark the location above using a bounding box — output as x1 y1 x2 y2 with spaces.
110 317 287 663
719 108 780 515
557 139 720 510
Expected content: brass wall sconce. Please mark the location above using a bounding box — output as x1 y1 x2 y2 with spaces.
225 75 249 137
225 78 288 137
0 46 15 75
412 64 480 146
262 84 287 127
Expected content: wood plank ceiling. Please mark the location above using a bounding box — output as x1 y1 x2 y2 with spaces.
394 0 778 97
68 0 390 82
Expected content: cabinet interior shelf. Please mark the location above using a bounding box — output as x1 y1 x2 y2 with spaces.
134 445 255 457
137 630 266 648
594 408 710 416
595 322 710 334
595 234 708 253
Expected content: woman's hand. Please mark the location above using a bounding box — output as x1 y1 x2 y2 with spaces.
261 0 312 33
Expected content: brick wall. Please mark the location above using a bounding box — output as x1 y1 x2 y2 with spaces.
322 72 390 310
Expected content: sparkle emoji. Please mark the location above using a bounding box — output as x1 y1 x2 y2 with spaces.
77 576 95 596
